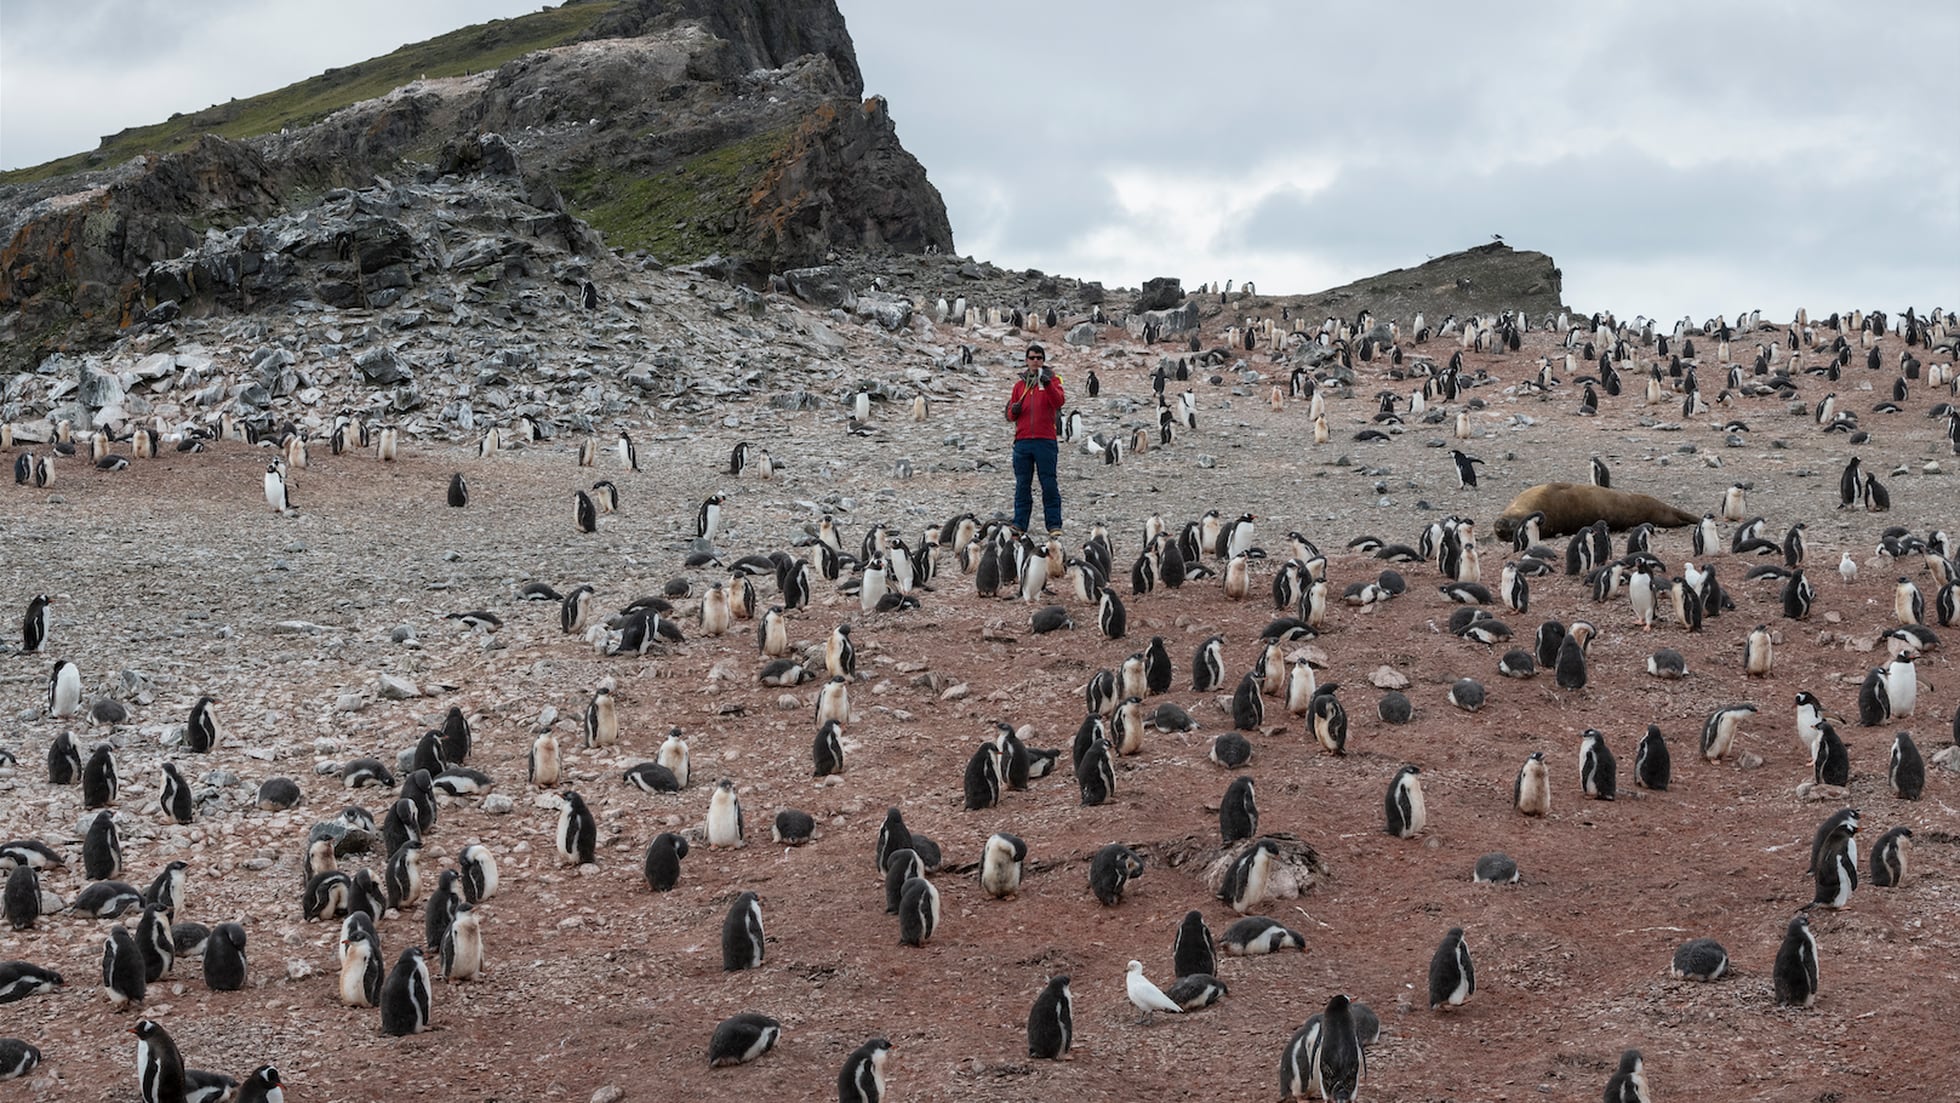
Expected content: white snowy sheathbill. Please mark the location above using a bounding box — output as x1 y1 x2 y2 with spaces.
1123 959 1183 1021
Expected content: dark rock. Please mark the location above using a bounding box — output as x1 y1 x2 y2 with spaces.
1134 276 1185 312
785 266 851 308
355 348 409 386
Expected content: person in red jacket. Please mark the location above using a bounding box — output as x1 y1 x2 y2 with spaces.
1006 343 1066 536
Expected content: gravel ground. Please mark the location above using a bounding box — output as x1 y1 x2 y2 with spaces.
2 313 1957 1103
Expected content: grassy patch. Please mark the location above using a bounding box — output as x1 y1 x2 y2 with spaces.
1 1 622 185
560 129 790 262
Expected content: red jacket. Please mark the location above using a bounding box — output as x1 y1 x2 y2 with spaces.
1007 375 1066 441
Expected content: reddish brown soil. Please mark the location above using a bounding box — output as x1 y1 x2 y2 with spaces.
2 318 1956 1103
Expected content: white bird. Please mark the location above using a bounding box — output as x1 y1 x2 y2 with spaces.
1124 959 1183 1021
1839 551 1857 583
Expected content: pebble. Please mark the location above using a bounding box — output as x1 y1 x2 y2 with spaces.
483 794 515 815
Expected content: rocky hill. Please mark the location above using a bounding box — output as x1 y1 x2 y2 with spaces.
0 0 952 370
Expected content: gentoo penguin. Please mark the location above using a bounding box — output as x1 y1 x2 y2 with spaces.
1449 448 1484 489
1603 1049 1649 1103
1218 837 1279 914
235 1066 284 1103
146 859 188 917
85 810 124 880
136 904 174 981
583 686 617 748
1077 736 1115 806
1124 959 1183 1022
1883 651 1918 718
203 921 247 991
104 926 147 1008
1554 622 1591 689
440 903 483 981
1870 825 1912 887
1284 656 1318 715
815 675 851 727
1513 751 1552 816
1772 913 1819 1007
83 742 119 808
48 659 82 718
338 918 382 1007
1700 703 1758 761
0 1039 40 1081
132 1019 186 1101
1219 775 1259 843
721 891 765 970
824 624 857 678
47 730 81 784
897 876 940 946
709 1013 782 1068
1377 691 1413 725
1310 992 1367 1102
642 832 690 892
1428 926 1475 1010
657 728 691 787
528 729 562 788
159 762 194 824
1310 684 1348 753
423 869 462 950
21 593 49 653
979 832 1026 899
1088 843 1143 906
1721 483 1746 521
883 848 924 915
706 779 745 847
263 462 292 513
1634 725 1671 790
1808 808 1859 876
574 490 598 533
446 472 469 508
0 960 62 1003
184 696 221 754
617 431 639 472
1144 636 1174 694
1113 695 1147 755
380 946 433 1035
556 792 597 865
1448 678 1486 713
1812 720 1850 787
1384 765 1426 837
1669 937 1728 981
812 720 846 778
1097 587 1127 638
1232 673 1265 730
1744 624 1773 676
1220 915 1305 955
1810 815 1858 909
1889 731 1925 799
837 1038 893 1103
1027 975 1073 1060
874 807 915 873
1171 909 1218 980
1579 729 1617 800
1781 569 1814 620
961 742 1001 809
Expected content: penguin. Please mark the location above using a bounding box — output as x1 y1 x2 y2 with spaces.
1579 729 1617 800
2 865 39 931
1077 736 1115 806
47 730 82 784
446 472 469 507
237 1066 284 1103
263 462 292 513
757 605 791 657
1721 483 1746 521
1700 703 1757 761
1232 673 1265 730
708 1013 782 1068
440 902 483 981
617 431 639 472
1634 725 1671 790
962 742 1001 810
721 891 765 970
423 869 462 950
1812 720 1850 787
1810 816 1857 909
1088 843 1143 906
1772 913 1819 1007
202 921 247 991
528 729 562 788
561 585 595 634
815 675 851 727
1448 449 1484 489
706 778 745 848
49 659 82 719
1669 937 1728 981
1870 825 1912 887
1141 636 1175 694
652 727 690 789
1173 909 1217 979
583 686 617 748
1603 1049 1649 1103
145 859 187 918
1310 684 1348 754
0 1039 40 1081
1309 993 1366 1102
874 806 915 873
574 490 598 534
73 880 144 919
1554 622 1591 689
1191 635 1226 693
1448 677 1486 713
837 1038 893 1103
1210 731 1253 767
84 809 124 880
557 792 597 865
1384 764 1426 838
1097 587 1127 639
1858 667 1891 726
132 1019 185 1101
159 762 194 824
21 593 49 653
136 904 175 982
0 961 62 1003
1889 731 1925 799
897 876 941 947
1428 926 1475 1010
1883 651 1918 718
1218 836 1279 914
1026 975 1073 1060
824 624 857 678
380 946 433 1035
104 926 148 1008
979 832 1026 899
1781 568 1814 620
812 720 846 778
338 916 382 1007
1221 914 1305 955
1513 751 1551 816
1219 775 1258 843
83 741 119 808
697 493 726 542
1744 623 1773 676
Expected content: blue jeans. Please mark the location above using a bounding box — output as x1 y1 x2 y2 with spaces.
1013 438 1062 532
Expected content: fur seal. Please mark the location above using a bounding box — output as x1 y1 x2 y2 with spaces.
1493 483 1699 541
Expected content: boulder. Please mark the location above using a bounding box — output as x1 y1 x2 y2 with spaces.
853 291 913 331
355 348 410 386
1064 322 1097 347
1134 276 1185 312
78 367 126 409
1141 299 1202 335
785 266 852 309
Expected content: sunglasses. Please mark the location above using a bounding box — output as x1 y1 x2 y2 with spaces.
1025 354 1045 362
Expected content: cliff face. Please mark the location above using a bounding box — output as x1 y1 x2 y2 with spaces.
0 0 952 368
1281 242 1568 324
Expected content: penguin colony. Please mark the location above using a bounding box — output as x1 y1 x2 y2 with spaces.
2 299 1957 1100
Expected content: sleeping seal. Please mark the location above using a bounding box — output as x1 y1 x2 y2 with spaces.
1494 483 1699 541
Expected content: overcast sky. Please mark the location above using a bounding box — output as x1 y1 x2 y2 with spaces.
6 1 1955 319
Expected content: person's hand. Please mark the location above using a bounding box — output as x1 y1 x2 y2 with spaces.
1039 366 1054 387
1009 402 1023 419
